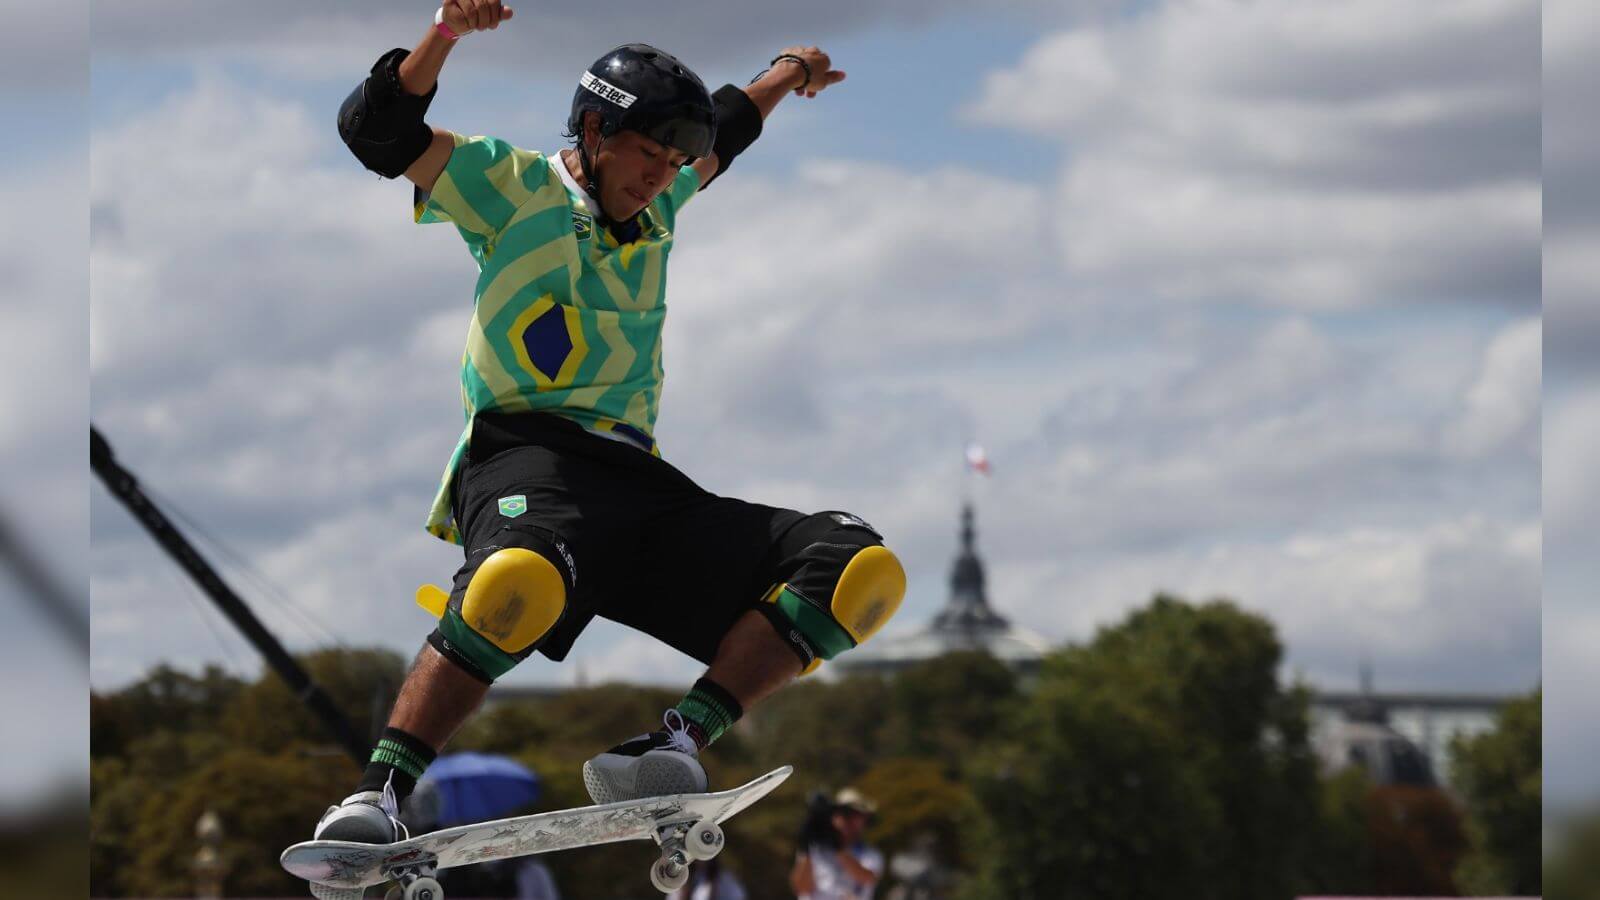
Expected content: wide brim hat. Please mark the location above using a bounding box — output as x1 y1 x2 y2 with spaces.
833 788 878 816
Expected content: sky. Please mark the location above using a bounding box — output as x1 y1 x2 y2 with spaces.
50 0 1574 809
1541 0 1600 821
1 0 89 809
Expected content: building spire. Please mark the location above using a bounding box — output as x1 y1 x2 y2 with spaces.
932 501 1009 632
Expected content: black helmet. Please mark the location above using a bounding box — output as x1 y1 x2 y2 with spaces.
567 43 715 161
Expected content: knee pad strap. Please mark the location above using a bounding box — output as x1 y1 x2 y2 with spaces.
763 584 858 663
758 545 907 668
435 547 567 681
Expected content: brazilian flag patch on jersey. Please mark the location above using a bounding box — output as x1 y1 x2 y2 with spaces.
572 211 593 240
498 495 528 518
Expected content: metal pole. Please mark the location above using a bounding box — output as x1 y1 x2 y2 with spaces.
91 425 369 766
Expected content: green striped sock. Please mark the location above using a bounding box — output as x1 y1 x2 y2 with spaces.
357 727 437 801
673 678 744 751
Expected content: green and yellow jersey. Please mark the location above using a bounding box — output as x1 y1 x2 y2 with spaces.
415 131 701 543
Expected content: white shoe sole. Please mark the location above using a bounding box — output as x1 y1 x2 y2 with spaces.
583 753 706 805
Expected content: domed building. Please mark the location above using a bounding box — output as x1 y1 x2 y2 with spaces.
1308 662 1511 788
833 503 1050 677
1314 698 1437 787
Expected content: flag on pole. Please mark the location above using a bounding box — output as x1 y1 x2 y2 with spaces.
965 443 991 476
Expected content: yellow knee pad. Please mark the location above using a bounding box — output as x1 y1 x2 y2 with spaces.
462 548 566 653
774 544 907 677
833 545 906 645
422 547 567 680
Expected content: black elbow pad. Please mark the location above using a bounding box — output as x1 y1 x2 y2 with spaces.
338 48 438 179
704 84 763 188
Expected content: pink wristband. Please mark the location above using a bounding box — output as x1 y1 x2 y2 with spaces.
434 7 462 40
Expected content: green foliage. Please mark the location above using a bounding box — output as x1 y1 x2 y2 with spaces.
748 673 895 789
3 791 87 900
962 595 1350 900
121 747 354 898
92 758 145 898
90 608 1503 899
91 664 244 759
856 757 982 870
1450 688 1541 896
222 647 406 752
1301 767 1374 894
880 651 1021 772
965 661 1214 898
1546 809 1600 900
458 683 680 760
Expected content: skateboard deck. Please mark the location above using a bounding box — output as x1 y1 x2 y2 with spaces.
282 765 791 898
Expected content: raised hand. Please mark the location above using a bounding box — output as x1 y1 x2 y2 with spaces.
439 0 514 36
772 46 847 98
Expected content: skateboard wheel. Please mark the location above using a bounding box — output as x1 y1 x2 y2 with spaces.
403 876 444 900
650 857 689 893
685 820 724 860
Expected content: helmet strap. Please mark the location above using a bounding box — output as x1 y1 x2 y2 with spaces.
578 127 644 243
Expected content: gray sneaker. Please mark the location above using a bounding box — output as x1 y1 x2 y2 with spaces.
582 710 708 805
313 781 405 844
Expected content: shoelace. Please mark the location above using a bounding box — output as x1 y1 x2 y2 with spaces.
661 709 700 756
380 773 411 841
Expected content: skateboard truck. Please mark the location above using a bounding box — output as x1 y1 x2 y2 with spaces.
649 817 725 893
381 859 442 900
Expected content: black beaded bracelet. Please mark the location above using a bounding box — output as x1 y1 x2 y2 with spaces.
770 53 812 90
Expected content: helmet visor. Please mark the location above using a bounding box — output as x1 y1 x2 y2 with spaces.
641 116 714 161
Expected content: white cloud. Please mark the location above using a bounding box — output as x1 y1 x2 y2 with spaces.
1442 317 1540 459
86 0 1128 80
1546 386 1600 539
1 116 89 796
993 515 1540 692
1056 163 1534 310
1544 201 1600 377
91 72 463 380
550 624 706 688
0 0 86 91
965 0 1539 310
1542 0 1600 807
89 2 1539 736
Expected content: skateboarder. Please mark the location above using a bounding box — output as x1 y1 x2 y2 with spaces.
315 0 906 845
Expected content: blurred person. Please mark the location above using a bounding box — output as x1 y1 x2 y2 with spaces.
790 788 882 900
668 856 745 900
315 0 906 846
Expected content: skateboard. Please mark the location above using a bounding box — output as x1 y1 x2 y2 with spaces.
282 765 792 899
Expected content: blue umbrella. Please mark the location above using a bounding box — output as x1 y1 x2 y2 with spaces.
420 752 543 826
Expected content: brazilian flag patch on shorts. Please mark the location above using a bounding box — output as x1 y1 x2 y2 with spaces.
498 495 528 518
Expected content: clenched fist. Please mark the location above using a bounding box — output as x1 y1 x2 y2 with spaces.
439 0 514 35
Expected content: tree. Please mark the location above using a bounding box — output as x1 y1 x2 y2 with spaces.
963 595 1337 900
91 664 245 759
855 757 983 873
121 746 354 897
881 651 1021 775
1366 784 1467 894
222 647 405 754
1451 688 1541 896
747 673 895 790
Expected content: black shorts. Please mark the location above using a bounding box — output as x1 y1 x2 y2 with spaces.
448 412 860 665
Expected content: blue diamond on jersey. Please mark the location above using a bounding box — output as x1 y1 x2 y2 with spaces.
523 305 574 381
